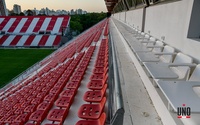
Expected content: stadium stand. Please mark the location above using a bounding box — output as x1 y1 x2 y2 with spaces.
0 16 70 47
0 18 115 125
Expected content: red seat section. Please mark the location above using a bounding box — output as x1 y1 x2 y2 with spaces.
0 16 70 47
0 18 110 125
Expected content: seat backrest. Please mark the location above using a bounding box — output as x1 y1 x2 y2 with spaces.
152 40 164 53
142 37 156 46
171 53 193 80
144 34 150 39
160 45 175 63
138 32 145 38
189 64 200 81
173 53 193 63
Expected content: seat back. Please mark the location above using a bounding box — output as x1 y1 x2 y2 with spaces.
152 40 164 53
189 64 200 81
144 34 150 39
171 53 193 80
173 53 192 63
160 45 175 63
142 37 156 46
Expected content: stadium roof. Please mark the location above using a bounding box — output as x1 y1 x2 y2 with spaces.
104 0 119 12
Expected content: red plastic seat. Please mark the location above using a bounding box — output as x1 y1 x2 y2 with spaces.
14 113 30 124
36 91 48 98
60 89 75 97
29 110 47 123
4 115 18 123
73 71 85 77
49 87 63 96
87 80 106 90
76 112 106 125
24 105 36 113
78 97 106 119
13 103 21 109
70 76 82 83
65 81 79 91
76 67 86 72
31 97 43 105
47 109 68 123
44 94 58 103
21 100 31 108
84 84 107 102
54 81 66 89
93 67 106 74
14 107 24 114
95 63 106 68
55 96 73 109
37 102 53 112
90 74 104 80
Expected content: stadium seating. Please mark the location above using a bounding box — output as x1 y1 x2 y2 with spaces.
0 16 70 47
0 18 109 125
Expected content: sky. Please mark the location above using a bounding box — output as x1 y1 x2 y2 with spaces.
5 0 107 12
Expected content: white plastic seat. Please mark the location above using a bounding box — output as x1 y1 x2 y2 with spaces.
170 53 193 80
140 37 156 46
189 64 200 81
138 45 175 63
159 45 175 63
157 64 200 112
144 52 194 80
136 32 146 40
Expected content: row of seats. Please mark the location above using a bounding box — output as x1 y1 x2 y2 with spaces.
39 19 109 67
127 24 200 113
76 38 109 125
0 16 70 34
27 52 87 124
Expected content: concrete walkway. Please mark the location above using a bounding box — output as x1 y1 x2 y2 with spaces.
110 18 163 125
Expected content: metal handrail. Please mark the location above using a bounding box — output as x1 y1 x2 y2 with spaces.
107 31 124 125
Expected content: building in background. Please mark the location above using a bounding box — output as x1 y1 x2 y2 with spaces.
70 9 75 15
13 4 21 14
0 0 8 16
77 9 82 15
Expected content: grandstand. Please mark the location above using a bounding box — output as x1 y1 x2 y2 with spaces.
0 16 70 47
0 17 115 125
1 0 200 125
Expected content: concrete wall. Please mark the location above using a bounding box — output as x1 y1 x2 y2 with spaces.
113 9 144 30
126 9 144 30
113 0 200 62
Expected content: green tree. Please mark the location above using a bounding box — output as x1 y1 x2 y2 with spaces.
70 12 107 34
70 20 83 33
26 9 33 16
19 12 25 16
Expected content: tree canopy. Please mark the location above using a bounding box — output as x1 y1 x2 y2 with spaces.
70 12 107 34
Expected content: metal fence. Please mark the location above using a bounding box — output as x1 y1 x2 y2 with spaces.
107 33 125 125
